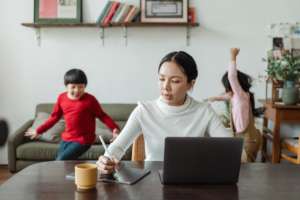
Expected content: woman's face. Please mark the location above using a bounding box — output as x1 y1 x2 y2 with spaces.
159 61 194 106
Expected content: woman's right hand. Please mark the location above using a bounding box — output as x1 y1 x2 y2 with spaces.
24 128 39 140
96 155 118 175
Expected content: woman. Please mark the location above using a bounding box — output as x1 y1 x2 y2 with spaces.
97 51 233 174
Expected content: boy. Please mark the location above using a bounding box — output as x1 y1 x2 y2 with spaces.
25 68 119 160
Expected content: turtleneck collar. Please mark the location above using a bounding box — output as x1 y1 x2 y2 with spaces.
156 95 192 114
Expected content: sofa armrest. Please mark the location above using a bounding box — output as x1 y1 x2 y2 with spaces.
8 120 33 172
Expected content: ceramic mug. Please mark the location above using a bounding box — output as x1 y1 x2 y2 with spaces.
75 163 98 191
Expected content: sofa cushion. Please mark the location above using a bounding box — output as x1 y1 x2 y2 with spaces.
17 142 105 160
31 112 65 143
78 145 105 160
17 142 59 160
16 142 131 160
95 120 127 143
95 127 112 143
99 104 137 121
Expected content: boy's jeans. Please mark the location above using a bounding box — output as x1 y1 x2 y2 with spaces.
56 140 91 160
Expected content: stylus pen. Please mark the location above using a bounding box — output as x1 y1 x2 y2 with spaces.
98 135 119 173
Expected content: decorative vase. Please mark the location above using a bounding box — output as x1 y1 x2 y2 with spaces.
282 80 299 105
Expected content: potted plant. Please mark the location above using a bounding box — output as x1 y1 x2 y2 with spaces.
266 50 300 105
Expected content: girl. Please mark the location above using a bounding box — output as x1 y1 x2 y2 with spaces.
209 48 261 162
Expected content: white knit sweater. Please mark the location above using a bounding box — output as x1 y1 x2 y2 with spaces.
106 96 233 161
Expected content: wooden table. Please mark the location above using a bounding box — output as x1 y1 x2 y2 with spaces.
1 161 300 200
260 100 300 163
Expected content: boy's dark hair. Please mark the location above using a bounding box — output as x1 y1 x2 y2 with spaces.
158 51 198 83
64 68 88 86
222 70 259 117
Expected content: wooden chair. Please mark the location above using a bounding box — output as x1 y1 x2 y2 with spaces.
131 134 145 161
281 137 300 164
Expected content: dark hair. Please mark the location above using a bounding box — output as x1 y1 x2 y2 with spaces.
222 70 258 117
158 51 198 83
64 68 88 86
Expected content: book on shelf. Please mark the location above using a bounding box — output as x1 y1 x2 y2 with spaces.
102 1 121 26
111 3 124 23
96 1 141 26
114 4 133 24
96 1 113 25
124 6 140 23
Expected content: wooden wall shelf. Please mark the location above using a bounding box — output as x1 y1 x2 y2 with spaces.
21 22 199 28
21 22 199 46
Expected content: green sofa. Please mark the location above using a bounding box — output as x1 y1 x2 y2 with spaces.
8 103 137 172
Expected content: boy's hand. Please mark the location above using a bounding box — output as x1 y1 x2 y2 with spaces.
24 128 39 140
110 128 119 143
230 48 240 61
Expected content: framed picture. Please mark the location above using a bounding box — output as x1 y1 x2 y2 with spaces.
272 37 284 50
34 0 82 24
140 0 188 23
292 48 300 59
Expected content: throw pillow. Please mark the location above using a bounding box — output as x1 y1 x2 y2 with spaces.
94 120 126 143
95 127 113 144
31 112 65 143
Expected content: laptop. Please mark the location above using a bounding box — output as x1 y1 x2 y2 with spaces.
158 137 243 184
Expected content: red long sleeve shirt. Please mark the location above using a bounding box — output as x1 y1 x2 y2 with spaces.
36 92 119 145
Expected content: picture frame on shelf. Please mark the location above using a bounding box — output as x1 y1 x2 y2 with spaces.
272 37 284 50
292 48 300 59
140 0 188 23
34 0 82 24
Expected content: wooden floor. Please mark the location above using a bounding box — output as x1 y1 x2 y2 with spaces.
0 165 13 185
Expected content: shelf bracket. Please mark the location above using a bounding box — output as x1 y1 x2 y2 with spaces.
99 27 105 46
123 26 128 47
35 28 41 47
186 25 191 46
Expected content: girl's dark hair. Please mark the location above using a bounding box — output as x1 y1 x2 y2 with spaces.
222 71 259 117
64 68 88 86
158 51 198 83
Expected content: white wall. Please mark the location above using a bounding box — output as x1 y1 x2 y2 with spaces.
0 0 300 164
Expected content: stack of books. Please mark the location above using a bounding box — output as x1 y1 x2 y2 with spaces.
96 1 140 26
